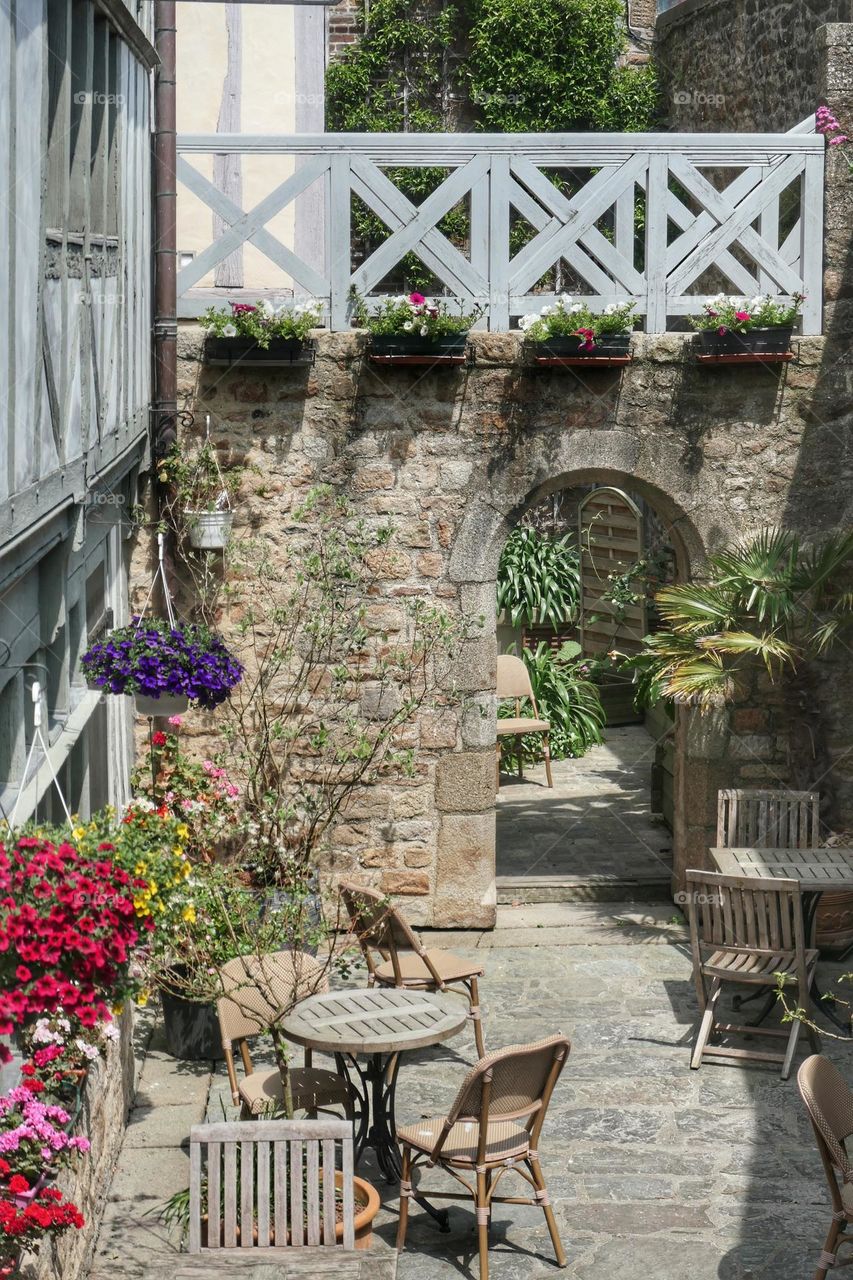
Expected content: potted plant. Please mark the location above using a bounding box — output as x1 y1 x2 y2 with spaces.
519 295 636 358
81 617 243 716
356 291 480 362
200 299 323 365
0 1166 84 1278
158 437 240 551
689 292 803 357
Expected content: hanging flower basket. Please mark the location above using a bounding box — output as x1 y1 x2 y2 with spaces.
82 618 243 712
133 692 190 717
185 510 234 550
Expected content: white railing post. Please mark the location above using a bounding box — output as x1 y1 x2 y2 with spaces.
800 150 824 335
488 154 510 331
645 152 669 333
328 153 352 332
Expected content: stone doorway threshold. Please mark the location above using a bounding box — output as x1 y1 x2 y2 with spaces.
496 725 673 904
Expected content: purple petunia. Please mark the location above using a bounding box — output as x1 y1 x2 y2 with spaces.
82 617 243 710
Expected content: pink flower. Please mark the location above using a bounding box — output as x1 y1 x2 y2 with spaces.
167 716 183 728
717 325 728 336
734 310 751 322
408 292 426 305
829 135 849 145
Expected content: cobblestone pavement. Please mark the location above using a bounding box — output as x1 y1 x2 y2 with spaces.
90 902 853 1280
496 727 673 890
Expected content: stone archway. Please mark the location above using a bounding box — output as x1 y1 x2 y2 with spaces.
441 431 729 922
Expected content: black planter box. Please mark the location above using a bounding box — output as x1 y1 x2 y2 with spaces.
161 988 224 1061
697 326 793 357
368 333 469 360
531 332 632 358
204 336 314 366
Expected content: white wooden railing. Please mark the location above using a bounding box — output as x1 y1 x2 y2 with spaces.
176 126 824 333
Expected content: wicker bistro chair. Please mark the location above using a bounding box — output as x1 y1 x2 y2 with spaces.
340 883 486 1058
217 951 352 1119
686 869 821 1079
495 654 553 789
799 1055 853 1278
396 1034 571 1280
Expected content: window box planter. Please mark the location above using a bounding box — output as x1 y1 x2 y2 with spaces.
696 326 794 361
529 333 632 366
185 510 234 550
367 333 469 365
203 336 315 367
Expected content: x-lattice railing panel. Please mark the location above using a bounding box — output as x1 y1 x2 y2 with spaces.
176 126 824 332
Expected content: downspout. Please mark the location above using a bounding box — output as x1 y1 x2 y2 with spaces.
153 0 178 462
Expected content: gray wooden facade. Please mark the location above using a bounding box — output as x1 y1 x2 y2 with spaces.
0 0 155 826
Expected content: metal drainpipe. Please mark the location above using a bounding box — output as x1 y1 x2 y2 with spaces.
153 0 178 463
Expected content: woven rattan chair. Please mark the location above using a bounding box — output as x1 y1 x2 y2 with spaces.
340 883 486 1058
495 653 553 789
686 869 820 1079
798 1055 853 1278
217 951 351 1119
396 1034 570 1280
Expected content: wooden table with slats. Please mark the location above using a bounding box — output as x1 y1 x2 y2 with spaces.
282 988 466 1217
710 846 853 1032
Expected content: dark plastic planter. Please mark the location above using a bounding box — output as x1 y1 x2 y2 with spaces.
368 332 469 359
697 326 793 356
531 332 631 358
160 977 224 1062
204 337 314 366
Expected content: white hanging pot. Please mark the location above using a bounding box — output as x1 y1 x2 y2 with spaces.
133 693 190 717
185 510 234 550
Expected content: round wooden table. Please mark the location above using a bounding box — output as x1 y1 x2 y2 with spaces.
281 987 467 1223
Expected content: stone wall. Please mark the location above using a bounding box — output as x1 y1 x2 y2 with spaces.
20 1009 136 1280
656 0 851 130
157 321 853 922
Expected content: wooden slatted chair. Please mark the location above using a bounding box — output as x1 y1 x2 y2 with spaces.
495 653 553 789
798 1055 853 1278
686 869 821 1078
188 1118 356 1252
340 883 486 1058
218 951 352 1120
717 788 820 849
396 1034 570 1280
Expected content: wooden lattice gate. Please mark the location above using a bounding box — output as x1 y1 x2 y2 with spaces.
578 487 647 656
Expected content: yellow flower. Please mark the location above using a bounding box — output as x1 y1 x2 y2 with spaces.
182 905 197 924
112 1003 124 1016
73 826 86 840
176 824 189 839
136 991 150 1008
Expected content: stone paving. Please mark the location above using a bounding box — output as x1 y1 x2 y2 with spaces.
87 901 853 1280
496 726 673 895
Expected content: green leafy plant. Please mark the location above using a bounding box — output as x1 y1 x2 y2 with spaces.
200 300 323 347
519 295 637 342
497 526 580 631
624 528 853 709
689 293 804 334
158 440 240 516
354 290 480 337
499 641 605 761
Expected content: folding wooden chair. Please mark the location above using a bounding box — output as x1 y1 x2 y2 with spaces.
686 869 820 1079
217 951 351 1119
396 1034 570 1280
340 883 486 1058
798 1055 853 1278
495 653 553 788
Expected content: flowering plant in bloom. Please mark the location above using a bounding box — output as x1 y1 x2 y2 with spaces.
200 298 323 347
82 616 243 710
358 291 480 337
519 295 636 345
816 104 853 169
130 720 241 854
19 1011 120 1092
689 292 803 334
0 836 145 1062
0 1166 83 1263
0 1087 90 1180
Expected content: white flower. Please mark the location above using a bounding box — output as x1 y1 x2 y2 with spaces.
292 304 305 317
518 314 537 331
749 295 765 310
540 305 553 316
420 326 428 336
403 321 413 331
570 303 584 314
222 323 237 337
101 1023 120 1042
75 1039 101 1061
558 293 573 309
261 300 276 318
604 303 619 315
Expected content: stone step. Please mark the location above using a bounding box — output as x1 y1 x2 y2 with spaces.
496 874 673 904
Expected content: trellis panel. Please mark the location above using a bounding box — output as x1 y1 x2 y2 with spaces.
579 488 646 658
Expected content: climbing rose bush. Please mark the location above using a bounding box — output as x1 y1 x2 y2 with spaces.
0 836 148 1062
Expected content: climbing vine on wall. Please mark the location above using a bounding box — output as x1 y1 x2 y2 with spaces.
326 0 658 293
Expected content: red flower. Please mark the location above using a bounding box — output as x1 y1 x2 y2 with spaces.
8 1176 30 1195
734 310 751 322
151 731 167 747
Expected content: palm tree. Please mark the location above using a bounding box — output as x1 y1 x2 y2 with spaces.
625 529 853 710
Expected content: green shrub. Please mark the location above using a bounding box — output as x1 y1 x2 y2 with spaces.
497 526 580 631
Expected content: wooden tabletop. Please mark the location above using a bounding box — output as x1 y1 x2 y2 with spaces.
710 846 853 891
281 987 468 1056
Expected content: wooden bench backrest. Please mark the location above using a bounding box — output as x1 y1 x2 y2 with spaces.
717 788 820 850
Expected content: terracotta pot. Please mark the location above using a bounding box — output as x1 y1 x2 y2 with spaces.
816 889 853 953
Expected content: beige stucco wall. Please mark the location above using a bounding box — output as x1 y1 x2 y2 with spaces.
176 3 299 291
